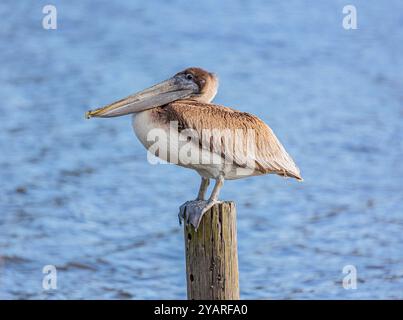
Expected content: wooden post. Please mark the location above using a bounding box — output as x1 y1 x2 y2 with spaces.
184 201 240 300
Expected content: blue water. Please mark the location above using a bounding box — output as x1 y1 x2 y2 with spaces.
1 0 403 299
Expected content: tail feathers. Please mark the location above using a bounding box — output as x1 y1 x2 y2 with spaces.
279 169 303 181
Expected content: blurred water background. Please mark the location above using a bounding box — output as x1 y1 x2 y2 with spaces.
0 0 403 299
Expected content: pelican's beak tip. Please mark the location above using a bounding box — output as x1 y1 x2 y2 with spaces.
85 110 92 119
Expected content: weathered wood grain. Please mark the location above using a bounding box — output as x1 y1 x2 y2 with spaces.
184 201 239 300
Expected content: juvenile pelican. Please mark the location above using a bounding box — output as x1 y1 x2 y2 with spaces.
86 67 302 229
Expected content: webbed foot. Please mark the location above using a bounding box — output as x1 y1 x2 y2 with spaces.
178 199 222 230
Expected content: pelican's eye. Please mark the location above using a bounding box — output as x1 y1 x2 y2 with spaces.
185 73 193 80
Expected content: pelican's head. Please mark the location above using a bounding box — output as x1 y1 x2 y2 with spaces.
86 67 218 118
174 67 218 103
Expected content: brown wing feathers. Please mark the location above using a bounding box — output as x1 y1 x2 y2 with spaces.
155 100 302 180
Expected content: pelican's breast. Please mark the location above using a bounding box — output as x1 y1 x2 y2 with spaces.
132 109 164 150
132 107 223 177
132 108 199 165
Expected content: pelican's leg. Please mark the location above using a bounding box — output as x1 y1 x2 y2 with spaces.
207 176 224 203
179 176 224 230
178 177 209 224
196 177 210 201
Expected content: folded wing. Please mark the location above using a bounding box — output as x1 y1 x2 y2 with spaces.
162 100 302 180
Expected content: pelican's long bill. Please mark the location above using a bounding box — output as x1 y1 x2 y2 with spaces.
86 76 198 119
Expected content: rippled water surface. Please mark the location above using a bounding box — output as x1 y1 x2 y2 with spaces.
1 0 403 299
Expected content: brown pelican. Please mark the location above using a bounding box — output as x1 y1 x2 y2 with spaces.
86 67 302 229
